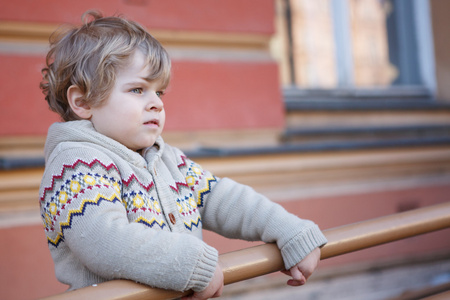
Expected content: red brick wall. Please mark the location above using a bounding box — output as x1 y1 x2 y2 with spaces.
0 0 284 136
0 0 275 34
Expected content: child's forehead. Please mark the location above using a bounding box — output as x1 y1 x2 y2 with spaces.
116 52 166 86
130 50 148 66
115 46 170 87
118 51 150 75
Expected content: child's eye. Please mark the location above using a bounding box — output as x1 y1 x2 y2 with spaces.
156 91 165 98
130 88 144 94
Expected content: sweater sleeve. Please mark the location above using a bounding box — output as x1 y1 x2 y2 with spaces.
192 172 327 270
40 146 217 292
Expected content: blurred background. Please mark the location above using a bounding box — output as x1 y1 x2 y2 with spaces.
0 0 449 299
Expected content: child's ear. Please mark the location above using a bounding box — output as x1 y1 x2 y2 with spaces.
67 85 92 119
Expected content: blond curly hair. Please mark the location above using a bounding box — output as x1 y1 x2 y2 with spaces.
40 11 171 121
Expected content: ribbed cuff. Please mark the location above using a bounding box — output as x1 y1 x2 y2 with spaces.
186 243 219 292
280 225 328 270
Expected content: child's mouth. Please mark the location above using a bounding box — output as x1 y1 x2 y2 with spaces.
144 119 159 126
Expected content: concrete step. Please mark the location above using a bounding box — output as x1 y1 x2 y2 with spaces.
281 124 450 144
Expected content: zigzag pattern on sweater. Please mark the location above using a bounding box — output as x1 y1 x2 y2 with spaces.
169 181 189 193
40 158 119 204
169 155 192 193
135 216 166 229
184 215 202 230
122 173 155 192
177 155 188 168
46 192 121 247
197 176 217 208
42 154 216 247
182 158 218 208
42 171 122 231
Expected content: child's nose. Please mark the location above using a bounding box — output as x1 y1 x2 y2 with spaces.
145 92 164 111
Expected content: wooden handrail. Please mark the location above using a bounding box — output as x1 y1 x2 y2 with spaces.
42 201 450 300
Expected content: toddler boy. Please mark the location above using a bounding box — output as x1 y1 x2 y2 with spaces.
39 11 327 299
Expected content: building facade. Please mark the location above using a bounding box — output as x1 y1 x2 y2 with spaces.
1 1 449 299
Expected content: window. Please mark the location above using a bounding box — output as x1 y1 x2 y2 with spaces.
275 0 436 97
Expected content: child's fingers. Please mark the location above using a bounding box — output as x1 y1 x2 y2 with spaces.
286 275 306 286
286 266 306 286
297 247 321 280
298 265 313 280
287 277 306 286
290 266 303 281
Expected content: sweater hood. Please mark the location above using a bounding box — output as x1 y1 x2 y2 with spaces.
44 120 164 166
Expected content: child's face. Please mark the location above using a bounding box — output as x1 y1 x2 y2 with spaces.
89 50 166 151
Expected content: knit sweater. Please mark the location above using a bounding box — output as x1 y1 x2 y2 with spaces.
39 120 327 292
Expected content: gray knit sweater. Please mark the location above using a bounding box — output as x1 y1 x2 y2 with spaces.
39 120 327 292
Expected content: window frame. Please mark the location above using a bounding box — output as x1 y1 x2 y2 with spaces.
283 0 436 102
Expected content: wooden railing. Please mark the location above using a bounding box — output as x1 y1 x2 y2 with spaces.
43 201 450 300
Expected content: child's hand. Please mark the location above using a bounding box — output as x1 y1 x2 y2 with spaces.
282 247 321 286
182 263 224 300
